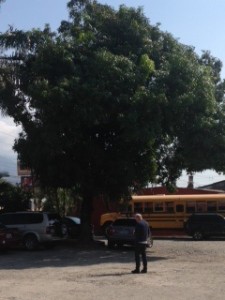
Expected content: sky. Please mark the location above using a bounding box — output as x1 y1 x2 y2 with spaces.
0 0 225 187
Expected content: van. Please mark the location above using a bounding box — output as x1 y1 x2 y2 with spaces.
184 213 225 240
0 212 64 250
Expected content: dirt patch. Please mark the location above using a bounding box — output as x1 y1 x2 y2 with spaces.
0 238 225 300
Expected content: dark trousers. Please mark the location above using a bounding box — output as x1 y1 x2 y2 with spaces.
135 243 147 270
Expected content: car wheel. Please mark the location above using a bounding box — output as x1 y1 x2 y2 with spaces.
193 231 204 241
23 234 39 251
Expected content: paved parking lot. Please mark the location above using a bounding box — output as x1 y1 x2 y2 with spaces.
0 238 225 300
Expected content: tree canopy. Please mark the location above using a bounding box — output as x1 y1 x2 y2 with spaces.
0 0 225 218
0 179 30 212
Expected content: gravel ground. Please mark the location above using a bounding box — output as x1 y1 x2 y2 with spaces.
0 237 225 300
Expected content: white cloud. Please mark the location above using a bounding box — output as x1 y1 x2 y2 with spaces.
177 170 225 188
0 115 21 175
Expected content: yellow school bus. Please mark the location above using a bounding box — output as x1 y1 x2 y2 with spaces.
100 194 225 234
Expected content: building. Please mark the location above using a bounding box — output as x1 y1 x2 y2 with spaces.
199 180 225 192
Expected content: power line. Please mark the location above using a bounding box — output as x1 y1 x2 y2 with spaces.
0 129 18 138
0 139 16 146
0 159 15 167
1 175 19 178
0 163 17 172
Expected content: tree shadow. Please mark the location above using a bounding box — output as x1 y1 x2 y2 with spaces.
0 240 171 271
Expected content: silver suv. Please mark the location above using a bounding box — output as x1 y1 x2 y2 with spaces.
0 212 65 250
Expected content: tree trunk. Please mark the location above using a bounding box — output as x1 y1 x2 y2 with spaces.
80 192 94 243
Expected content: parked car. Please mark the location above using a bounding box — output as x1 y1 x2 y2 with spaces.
61 216 95 239
106 218 153 248
184 213 225 240
0 212 66 250
61 216 81 239
0 222 21 251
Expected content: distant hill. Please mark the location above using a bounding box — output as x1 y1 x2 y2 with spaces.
0 154 19 185
2 176 20 186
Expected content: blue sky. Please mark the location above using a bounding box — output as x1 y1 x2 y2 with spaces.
0 0 225 186
1 0 225 78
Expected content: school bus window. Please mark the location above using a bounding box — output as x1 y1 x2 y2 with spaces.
154 202 164 212
134 202 143 213
176 204 184 213
218 200 225 211
196 201 207 212
207 201 217 212
186 201 196 213
144 202 153 213
165 202 174 213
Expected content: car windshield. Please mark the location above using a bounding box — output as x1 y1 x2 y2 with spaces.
113 219 136 226
67 217 81 224
47 213 61 222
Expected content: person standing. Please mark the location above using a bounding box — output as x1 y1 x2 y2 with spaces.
131 213 149 274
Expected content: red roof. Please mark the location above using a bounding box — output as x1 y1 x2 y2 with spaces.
138 187 220 195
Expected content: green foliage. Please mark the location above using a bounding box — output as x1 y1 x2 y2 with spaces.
139 54 155 78
0 179 30 212
0 0 225 211
42 187 82 216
